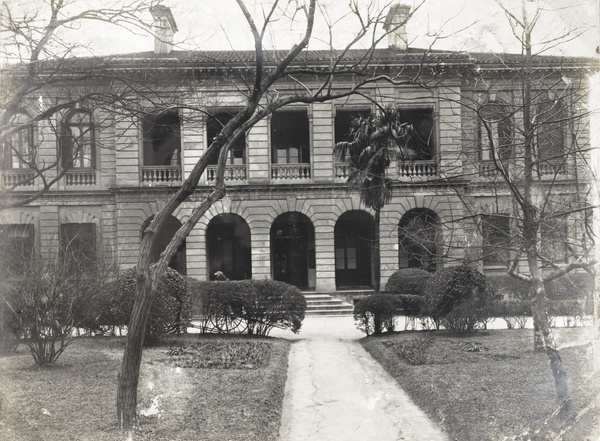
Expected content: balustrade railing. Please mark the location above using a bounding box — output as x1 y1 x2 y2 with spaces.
334 162 350 179
538 162 567 179
205 165 247 183
271 163 311 181
398 160 438 178
2 169 35 187
141 166 182 184
478 161 499 178
65 170 96 186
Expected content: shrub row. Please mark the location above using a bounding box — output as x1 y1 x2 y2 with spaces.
355 267 593 336
189 279 307 336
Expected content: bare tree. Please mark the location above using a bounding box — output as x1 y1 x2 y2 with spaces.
114 0 447 428
0 0 154 209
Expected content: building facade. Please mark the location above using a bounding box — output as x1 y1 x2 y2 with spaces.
1 13 594 294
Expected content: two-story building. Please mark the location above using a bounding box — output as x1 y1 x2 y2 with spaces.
1 5 594 298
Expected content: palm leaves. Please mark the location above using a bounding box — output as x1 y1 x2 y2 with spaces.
334 106 414 211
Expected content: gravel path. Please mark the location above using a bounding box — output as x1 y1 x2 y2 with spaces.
273 317 448 441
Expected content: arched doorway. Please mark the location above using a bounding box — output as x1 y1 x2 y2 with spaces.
206 214 251 280
398 208 440 272
142 215 187 275
270 212 315 289
334 210 374 289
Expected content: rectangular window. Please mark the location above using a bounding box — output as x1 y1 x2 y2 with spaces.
540 219 569 265
334 108 371 160
206 110 246 165
398 107 435 161
481 214 510 267
142 111 181 166
60 223 97 271
271 110 310 164
0 224 34 276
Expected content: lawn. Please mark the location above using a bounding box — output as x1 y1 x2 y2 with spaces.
361 326 597 441
0 334 290 441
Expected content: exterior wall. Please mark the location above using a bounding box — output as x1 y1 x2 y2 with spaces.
0 66 590 293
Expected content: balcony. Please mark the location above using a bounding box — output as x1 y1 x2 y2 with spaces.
141 165 182 185
538 162 567 179
271 163 311 181
398 160 438 178
335 162 351 180
205 165 247 183
65 169 96 186
2 169 35 188
478 161 500 178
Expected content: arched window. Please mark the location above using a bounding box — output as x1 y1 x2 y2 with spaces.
61 110 94 169
4 113 34 169
478 101 512 163
398 209 440 272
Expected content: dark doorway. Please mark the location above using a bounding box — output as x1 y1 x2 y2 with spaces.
270 212 315 289
206 214 251 280
142 215 187 275
334 211 374 289
398 209 440 272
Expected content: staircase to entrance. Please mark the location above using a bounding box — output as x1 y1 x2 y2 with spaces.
303 290 371 316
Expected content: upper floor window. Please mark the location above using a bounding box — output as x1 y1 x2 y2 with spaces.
61 110 94 169
142 110 181 166
398 107 435 161
271 110 310 164
478 101 512 162
60 223 97 272
3 113 34 169
481 213 510 267
207 111 245 165
536 97 567 166
0 223 35 277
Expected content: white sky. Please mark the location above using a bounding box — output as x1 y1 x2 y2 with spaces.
62 0 598 57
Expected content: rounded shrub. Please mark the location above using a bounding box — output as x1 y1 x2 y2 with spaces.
103 266 192 343
385 268 432 295
354 294 402 336
189 279 307 336
385 268 432 318
425 265 499 332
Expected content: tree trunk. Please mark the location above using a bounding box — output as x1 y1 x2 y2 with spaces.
528 255 572 410
374 209 381 294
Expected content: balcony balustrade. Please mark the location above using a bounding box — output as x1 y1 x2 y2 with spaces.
2 169 35 188
271 163 311 181
398 160 438 178
65 169 96 186
334 162 350 180
205 164 247 183
141 165 182 185
538 162 567 179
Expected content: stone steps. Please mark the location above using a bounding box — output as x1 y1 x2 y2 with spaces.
303 292 355 316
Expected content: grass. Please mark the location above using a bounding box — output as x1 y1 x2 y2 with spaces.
0 334 290 441
361 327 597 441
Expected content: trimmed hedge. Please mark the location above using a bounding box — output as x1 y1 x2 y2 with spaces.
189 279 307 336
425 265 499 332
385 268 432 296
354 294 403 336
101 266 192 343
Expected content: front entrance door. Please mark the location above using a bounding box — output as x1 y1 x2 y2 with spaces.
335 211 373 289
271 212 315 289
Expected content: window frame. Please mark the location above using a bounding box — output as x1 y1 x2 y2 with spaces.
4 113 36 170
206 109 246 166
59 222 98 272
269 108 311 165
60 109 96 170
480 213 511 268
477 100 513 163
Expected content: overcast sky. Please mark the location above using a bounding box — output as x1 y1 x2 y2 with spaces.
66 0 598 57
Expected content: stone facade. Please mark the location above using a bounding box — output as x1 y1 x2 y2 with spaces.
1 47 593 293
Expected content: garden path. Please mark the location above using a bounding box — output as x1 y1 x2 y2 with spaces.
272 317 449 441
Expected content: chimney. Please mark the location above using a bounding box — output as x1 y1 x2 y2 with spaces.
383 4 411 50
150 5 178 54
